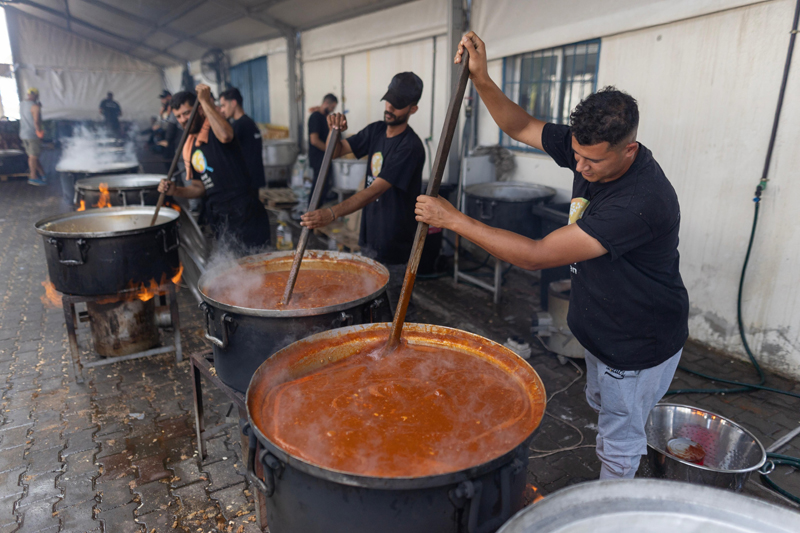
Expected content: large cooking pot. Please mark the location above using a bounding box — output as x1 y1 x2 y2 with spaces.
35 206 180 296
57 162 141 204
497 479 800 533
263 139 299 167
245 323 546 533
74 174 164 208
198 251 390 393
331 158 367 190
465 182 556 239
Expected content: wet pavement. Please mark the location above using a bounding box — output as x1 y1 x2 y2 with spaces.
1 173 799 532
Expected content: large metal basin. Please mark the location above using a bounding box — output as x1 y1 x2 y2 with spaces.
198 251 390 392
465 181 556 239
497 479 800 533
263 139 299 167
245 323 547 533
35 206 180 296
75 174 165 207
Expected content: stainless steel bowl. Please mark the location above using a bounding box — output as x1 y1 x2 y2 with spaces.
644 403 766 491
262 139 299 167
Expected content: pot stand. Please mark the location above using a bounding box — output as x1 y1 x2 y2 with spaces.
454 239 505 305
188 349 269 531
62 282 182 383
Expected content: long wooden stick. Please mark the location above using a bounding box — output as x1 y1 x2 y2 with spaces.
280 128 342 305
384 50 471 353
150 98 201 226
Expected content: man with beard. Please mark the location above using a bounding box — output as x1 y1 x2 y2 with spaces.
301 73 425 318
307 93 338 199
219 87 266 190
157 84 270 252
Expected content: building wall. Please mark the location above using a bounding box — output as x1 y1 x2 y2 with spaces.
475 0 800 377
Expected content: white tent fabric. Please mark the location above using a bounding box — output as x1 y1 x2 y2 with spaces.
10 10 162 121
472 0 764 60
302 0 447 62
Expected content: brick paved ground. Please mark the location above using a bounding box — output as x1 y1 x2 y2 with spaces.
0 174 798 532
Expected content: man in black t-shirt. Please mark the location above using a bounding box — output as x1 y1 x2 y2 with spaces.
219 87 266 190
99 92 122 137
307 93 338 199
301 73 426 318
416 33 689 480
158 86 270 253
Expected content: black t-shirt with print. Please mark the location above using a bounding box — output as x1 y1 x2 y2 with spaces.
541 123 689 370
307 111 329 178
190 127 253 207
232 114 265 190
346 121 425 264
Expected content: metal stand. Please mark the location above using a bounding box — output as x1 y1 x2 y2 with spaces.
453 237 505 304
64 282 182 383
189 350 269 531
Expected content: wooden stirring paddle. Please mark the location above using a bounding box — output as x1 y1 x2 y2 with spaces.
383 49 471 354
280 128 342 306
150 98 201 226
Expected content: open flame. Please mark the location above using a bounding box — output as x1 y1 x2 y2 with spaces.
93 264 184 304
94 183 111 208
171 263 184 286
41 280 62 309
168 202 181 213
523 484 544 506
76 200 86 211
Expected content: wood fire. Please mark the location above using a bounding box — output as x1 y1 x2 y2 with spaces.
94 183 111 208
40 280 62 309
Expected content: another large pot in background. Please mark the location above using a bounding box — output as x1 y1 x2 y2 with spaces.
497 479 800 533
34 206 181 296
464 181 556 239
245 323 547 533
198 251 390 393
263 139 299 184
331 158 367 190
74 174 165 208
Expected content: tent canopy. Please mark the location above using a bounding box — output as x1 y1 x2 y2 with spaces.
3 0 415 67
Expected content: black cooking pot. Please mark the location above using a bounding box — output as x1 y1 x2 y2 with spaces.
34 206 180 296
74 174 164 208
464 182 556 239
57 163 141 205
198 251 391 393
244 323 547 533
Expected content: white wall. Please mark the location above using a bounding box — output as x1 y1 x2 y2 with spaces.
474 0 800 377
10 10 161 121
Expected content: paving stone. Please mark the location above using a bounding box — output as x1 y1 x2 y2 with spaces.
24 446 64 476
163 436 195 465
55 475 96 510
0 444 27 473
126 434 163 461
63 427 96 456
133 454 170 485
134 507 176 533
15 498 60 533
26 427 63 453
226 514 262 533
63 449 98 480
0 424 31 451
97 477 134 511
97 502 143 533
96 431 129 459
169 458 205 489
96 451 133 483
132 480 172 516
17 472 62 508
1 407 32 429
158 416 194 440
0 467 24 501
173 481 213 515
204 458 245 492
54 499 98 533
210 483 252 522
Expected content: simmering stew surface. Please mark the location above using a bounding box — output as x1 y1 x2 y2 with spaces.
255 340 540 477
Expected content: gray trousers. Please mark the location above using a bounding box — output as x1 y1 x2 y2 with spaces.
584 348 682 479
382 262 417 323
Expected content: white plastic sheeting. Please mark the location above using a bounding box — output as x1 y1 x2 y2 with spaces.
472 0 764 60
9 10 162 121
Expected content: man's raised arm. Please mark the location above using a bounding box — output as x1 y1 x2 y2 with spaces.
457 32 547 151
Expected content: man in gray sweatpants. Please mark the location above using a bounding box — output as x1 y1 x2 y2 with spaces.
416 32 690 479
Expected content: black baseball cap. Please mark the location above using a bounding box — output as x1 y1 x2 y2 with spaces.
382 72 423 109
158 90 172 98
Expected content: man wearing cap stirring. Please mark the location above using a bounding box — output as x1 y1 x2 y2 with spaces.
301 73 426 319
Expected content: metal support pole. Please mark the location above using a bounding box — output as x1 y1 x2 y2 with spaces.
285 29 301 148
446 0 468 184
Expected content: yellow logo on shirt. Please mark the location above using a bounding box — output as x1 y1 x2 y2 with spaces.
191 149 207 174
569 198 589 224
371 152 384 178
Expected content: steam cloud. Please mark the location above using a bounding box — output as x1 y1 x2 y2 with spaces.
56 125 139 173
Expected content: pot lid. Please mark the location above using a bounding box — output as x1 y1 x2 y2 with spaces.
34 206 179 238
55 161 140 174
75 174 165 191
465 181 556 202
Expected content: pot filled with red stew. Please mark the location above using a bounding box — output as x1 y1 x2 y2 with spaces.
244 322 546 533
197 250 390 392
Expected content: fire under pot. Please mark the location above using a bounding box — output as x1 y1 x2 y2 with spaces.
85 297 173 357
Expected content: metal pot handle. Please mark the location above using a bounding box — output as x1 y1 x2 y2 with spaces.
157 226 181 252
759 460 776 476
369 297 385 323
332 311 353 328
477 199 496 220
243 423 270 494
450 458 522 533
200 303 234 348
118 190 127 206
48 237 88 266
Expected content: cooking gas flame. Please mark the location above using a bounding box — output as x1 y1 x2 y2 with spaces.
94 183 111 208
76 200 86 211
40 280 61 309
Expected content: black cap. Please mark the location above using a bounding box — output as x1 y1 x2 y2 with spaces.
381 72 423 109
158 90 172 98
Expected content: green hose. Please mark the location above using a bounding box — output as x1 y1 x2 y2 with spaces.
761 453 800 505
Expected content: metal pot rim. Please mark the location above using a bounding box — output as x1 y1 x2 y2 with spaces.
465 181 557 202
246 322 546 489
647 403 767 474
197 250 390 317
34 206 179 239
55 162 141 174
74 174 165 191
